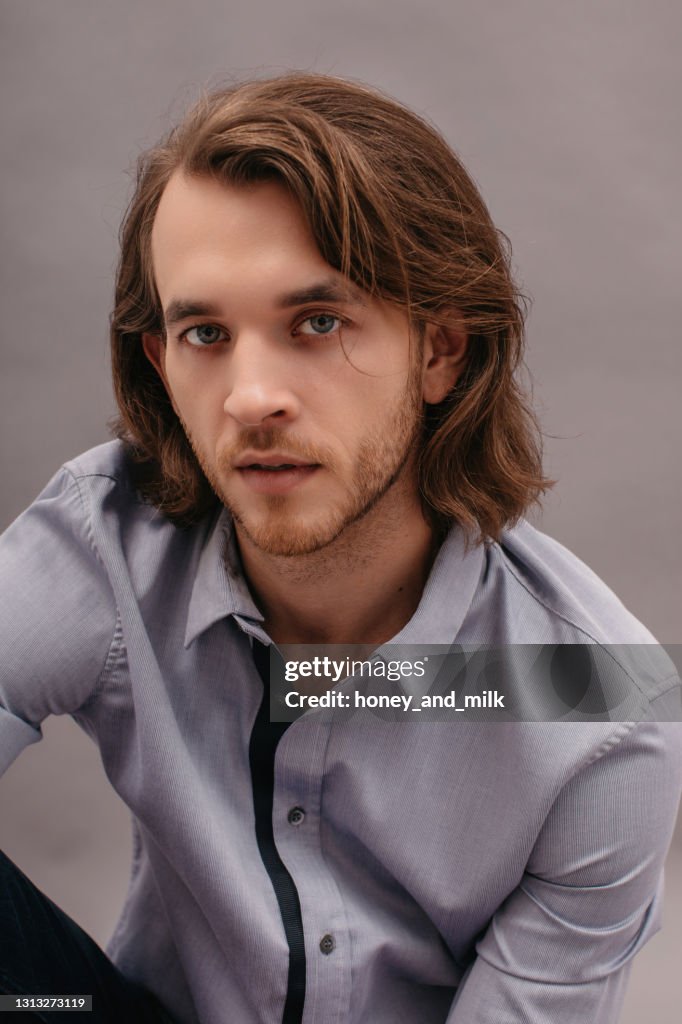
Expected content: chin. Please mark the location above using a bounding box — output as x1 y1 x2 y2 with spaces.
232 507 349 558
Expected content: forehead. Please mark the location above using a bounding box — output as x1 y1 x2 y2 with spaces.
150 171 332 291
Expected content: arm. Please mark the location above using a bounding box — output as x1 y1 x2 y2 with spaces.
447 713 682 1023
0 466 117 776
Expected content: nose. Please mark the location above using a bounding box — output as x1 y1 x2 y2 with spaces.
222 334 301 427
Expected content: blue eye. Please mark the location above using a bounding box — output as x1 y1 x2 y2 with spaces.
298 314 341 336
183 324 227 347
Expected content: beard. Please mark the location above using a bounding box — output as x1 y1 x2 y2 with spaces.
182 370 424 558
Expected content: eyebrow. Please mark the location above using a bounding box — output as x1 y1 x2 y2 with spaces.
164 300 222 327
275 280 367 309
163 279 366 327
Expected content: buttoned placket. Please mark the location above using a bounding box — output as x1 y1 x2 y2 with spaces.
234 620 352 1023
271 712 352 1024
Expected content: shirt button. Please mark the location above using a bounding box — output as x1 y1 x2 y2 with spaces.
287 806 305 826
319 933 335 955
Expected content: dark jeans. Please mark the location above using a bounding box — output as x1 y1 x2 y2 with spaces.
0 850 176 1023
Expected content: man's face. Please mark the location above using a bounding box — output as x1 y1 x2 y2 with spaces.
144 173 431 558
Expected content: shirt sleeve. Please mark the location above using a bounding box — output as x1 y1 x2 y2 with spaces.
0 466 118 776
446 715 682 1023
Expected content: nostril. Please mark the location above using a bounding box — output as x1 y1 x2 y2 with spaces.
222 381 300 428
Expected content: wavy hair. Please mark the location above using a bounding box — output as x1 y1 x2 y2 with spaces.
111 72 553 542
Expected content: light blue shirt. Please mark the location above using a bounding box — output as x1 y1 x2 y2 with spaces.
1 441 680 1024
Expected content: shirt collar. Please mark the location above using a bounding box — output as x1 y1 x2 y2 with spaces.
185 512 486 649
379 526 486 648
184 509 263 648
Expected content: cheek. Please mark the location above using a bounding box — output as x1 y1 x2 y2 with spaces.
330 380 403 450
164 363 223 433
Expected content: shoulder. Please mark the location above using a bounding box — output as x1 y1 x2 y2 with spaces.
22 440 172 549
10 440 212 591
62 439 138 492
1 439 168 574
2 441 137 547
471 520 679 712
58 440 171 533
55 440 219 571
490 518 657 644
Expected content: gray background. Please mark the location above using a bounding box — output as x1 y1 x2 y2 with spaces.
1 1 680 1019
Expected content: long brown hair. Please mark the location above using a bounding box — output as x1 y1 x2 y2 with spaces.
111 72 553 542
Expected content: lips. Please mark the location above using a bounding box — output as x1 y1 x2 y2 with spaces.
234 452 318 470
246 463 306 471
234 455 321 495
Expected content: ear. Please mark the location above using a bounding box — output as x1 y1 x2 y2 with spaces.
421 315 468 405
142 332 170 388
142 332 179 414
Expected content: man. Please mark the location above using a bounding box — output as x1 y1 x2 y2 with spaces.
0 72 680 1024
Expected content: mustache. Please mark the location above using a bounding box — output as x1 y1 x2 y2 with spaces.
218 428 336 468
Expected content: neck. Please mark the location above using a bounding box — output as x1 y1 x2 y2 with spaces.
235 493 438 646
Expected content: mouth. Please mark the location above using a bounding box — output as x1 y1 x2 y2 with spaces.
234 451 318 469
243 463 311 472
234 456 321 495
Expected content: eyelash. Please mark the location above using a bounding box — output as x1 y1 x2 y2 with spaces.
177 311 350 348
293 312 349 337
